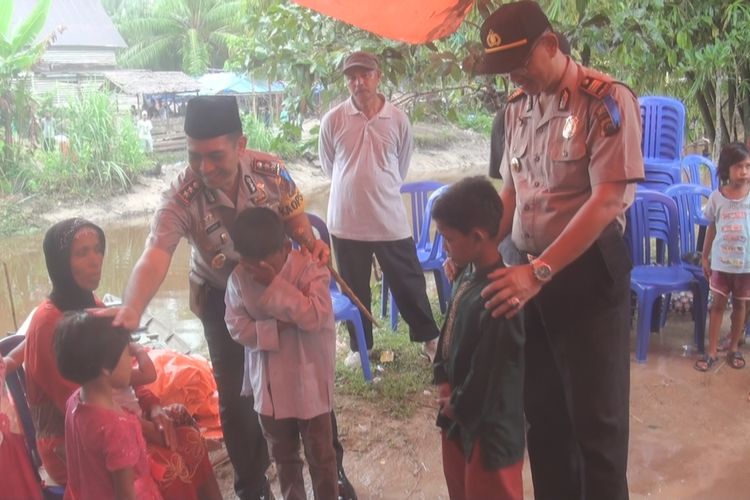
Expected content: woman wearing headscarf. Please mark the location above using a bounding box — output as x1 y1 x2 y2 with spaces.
21 218 220 499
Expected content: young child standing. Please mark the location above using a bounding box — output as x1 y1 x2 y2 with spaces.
54 311 162 500
225 207 337 499
431 177 525 500
696 142 750 371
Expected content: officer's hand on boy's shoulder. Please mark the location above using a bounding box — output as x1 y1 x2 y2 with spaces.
305 239 330 266
443 257 461 282
436 383 455 420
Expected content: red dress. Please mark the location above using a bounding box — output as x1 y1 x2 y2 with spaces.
63 390 162 500
24 299 214 498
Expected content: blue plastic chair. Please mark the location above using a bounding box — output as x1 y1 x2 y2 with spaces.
681 154 718 190
625 189 708 362
302 213 373 382
0 334 65 498
641 159 682 191
639 96 686 163
665 184 711 326
381 181 447 330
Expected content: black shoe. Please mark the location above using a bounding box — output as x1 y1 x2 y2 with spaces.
258 479 275 500
337 467 357 500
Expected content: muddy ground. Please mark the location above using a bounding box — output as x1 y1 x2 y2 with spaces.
209 315 750 500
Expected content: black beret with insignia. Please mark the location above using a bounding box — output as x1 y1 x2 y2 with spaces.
184 96 242 140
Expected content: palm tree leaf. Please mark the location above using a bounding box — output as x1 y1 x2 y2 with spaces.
119 36 178 67
202 1 243 28
182 28 210 75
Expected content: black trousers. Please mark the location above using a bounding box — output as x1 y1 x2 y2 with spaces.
201 286 346 499
522 228 631 500
331 236 440 351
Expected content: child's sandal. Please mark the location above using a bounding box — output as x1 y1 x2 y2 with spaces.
727 350 746 369
694 355 718 372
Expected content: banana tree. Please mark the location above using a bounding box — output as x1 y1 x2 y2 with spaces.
0 0 53 155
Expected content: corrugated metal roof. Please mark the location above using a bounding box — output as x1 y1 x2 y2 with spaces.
11 0 127 49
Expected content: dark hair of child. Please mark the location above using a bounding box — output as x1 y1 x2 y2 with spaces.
431 176 503 236
54 311 131 385
231 207 286 260
717 142 750 184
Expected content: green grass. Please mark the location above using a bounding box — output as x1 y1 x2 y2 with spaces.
334 281 445 420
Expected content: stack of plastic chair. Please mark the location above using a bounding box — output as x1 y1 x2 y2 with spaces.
681 154 718 190
381 181 447 330
665 183 712 328
639 96 686 191
625 189 708 362
0 334 65 499
301 214 373 382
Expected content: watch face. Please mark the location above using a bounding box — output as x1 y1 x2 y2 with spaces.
534 262 552 281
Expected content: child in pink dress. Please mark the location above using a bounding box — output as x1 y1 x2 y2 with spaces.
55 311 162 500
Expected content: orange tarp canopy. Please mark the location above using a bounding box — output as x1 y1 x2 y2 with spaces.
292 0 475 43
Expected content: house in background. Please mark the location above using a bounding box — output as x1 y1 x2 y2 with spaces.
11 0 127 104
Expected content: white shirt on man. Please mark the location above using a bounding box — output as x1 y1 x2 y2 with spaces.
319 96 414 241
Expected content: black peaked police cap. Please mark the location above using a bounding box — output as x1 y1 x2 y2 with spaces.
475 0 552 75
184 96 243 140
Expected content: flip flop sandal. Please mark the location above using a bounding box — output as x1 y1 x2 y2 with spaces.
727 351 746 369
694 355 718 372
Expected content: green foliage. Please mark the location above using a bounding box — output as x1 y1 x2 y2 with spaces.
451 108 493 135
552 0 750 148
229 1 503 127
116 0 243 76
241 113 312 160
0 197 42 237
13 92 148 198
0 0 55 173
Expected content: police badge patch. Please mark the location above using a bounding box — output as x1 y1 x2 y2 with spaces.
562 115 580 139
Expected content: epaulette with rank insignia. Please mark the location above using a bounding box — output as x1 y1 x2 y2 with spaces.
579 73 622 137
176 179 201 206
507 88 526 103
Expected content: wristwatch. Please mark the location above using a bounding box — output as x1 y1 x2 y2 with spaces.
530 258 552 283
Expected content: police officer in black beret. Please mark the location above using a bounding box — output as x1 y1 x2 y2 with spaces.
106 96 357 500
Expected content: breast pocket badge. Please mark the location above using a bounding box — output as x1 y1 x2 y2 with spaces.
562 115 580 140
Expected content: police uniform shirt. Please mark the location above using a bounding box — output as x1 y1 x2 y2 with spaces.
500 56 644 255
147 150 306 289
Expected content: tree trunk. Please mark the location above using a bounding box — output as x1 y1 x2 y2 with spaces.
695 89 715 143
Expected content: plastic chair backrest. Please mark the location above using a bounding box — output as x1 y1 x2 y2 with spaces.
0 334 42 475
417 185 450 260
639 96 686 162
303 213 340 294
641 159 682 190
626 188 681 266
665 184 711 257
400 181 445 240
681 154 718 190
